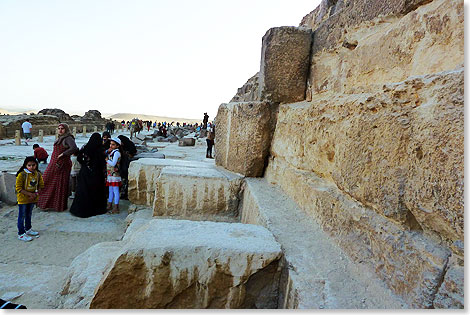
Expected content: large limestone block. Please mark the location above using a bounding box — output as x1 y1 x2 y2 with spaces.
259 27 312 104
128 158 212 206
265 157 451 308
0 172 17 205
308 0 463 95
215 102 276 177
240 178 404 309
269 69 463 243
154 166 243 219
61 219 283 309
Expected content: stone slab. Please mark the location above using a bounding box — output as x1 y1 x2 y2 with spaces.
61 219 283 309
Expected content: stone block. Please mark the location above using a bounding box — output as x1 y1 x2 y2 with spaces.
128 158 213 207
178 137 196 146
60 219 282 309
268 69 464 242
240 178 404 309
258 27 312 104
215 102 276 177
0 172 17 205
154 166 243 220
265 157 451 308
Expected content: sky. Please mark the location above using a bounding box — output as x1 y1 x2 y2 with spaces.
0 0 321 119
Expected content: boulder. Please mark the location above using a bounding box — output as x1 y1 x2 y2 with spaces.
60 219 283 309
178 137 195 146
215 102 276 177
168 135 178 143
258 27 312 104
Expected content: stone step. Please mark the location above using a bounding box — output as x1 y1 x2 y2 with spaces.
154 166 243 219
128 158 243 221
240 178 406 309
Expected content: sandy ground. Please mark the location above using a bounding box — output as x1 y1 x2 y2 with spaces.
0 130 214 309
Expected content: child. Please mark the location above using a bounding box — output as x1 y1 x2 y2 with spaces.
70 151 81 199
106 138 122 214
32 144 48 163
15 156 44 242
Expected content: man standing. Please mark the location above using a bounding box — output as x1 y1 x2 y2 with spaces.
203 113 209 129
21 119 32 145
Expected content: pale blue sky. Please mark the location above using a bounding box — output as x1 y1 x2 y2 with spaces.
0 0 320 119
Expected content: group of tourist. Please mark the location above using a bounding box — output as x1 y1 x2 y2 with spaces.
14 123 136 242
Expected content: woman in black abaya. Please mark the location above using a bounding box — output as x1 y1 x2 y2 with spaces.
70 133 107 218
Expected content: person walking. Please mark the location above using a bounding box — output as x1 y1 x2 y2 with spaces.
15 156 44 241
70 133 107 218
21 119 33 145
37 123 78 212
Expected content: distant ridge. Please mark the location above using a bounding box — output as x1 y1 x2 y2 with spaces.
106 113 203 124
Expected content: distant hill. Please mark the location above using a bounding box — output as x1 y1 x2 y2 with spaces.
106 113 203 124
0 108 36 115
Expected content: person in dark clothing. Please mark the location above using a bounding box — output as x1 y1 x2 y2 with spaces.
70 133 107 218
117 135 137 200
102 131 111 151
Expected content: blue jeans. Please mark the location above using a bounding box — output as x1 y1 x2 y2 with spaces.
18 203 34 235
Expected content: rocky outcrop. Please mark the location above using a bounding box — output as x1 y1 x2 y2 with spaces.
60 219 282 309
81 110 105 121
37 109 73 122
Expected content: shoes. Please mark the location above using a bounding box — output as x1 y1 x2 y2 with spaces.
26 229 39 237
18 233 33 242
106 202 112 210
109 203 120 214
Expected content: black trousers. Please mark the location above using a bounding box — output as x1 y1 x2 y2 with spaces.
206 139 214 156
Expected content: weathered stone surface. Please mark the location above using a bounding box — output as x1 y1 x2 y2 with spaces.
37 108 73 122
133 152 165 159
258 27 312 104
215 102 276 177
81 110 105 121
240 178 405 309
304 0 435 55
268 69 463 242
0 171 17 205
265 157 451 307
154 166 243 220
128 158 213 207
230 72 260 103
433 256 464 309
178 137 196 146
307 0 463 95
61 219 282 309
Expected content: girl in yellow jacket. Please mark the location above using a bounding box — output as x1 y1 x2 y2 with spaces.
15 156 44 242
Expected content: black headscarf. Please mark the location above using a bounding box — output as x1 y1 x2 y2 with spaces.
118 135 137 156
78 133 106 172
